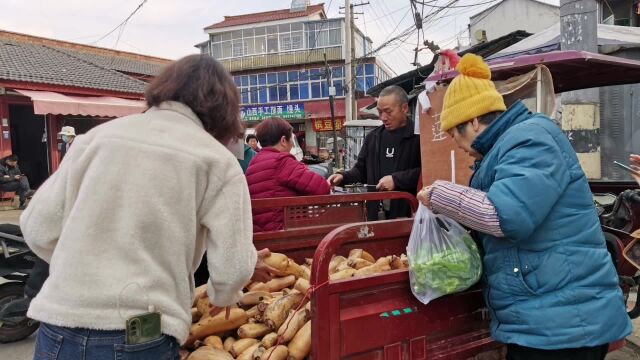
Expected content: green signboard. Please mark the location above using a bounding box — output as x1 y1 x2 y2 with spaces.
241 103 305 121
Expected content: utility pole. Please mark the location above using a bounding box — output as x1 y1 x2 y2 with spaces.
560 0 600 178
349 2 357 121
344 0 353 123
324 53 340 168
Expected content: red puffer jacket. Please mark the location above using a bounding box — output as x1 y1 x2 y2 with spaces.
246 148 330 232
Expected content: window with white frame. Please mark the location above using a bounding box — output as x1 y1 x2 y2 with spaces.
232 63 384 105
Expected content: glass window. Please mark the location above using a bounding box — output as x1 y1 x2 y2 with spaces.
311 82 321 98
221 42 232 58
278 85 288 101
288 71 298 81
278 72 287 83
232 40 246 57
333 80 344 97
290 32 304 50
356 64 363 77
269 87 278 102
366 76 375 90
328 29 341 45
267 73 277 84
332 66 343 78
299 70 308 81
258 74 266 85
241 76 249 87
234 76 241 86
321 82 329 98
259 88 268 103
299 83 310 99
310 68 322 80
246 38 255 55
316 31 329 47
267 35 278 52
280 34 293 51
365 63 375 76
266 25 278 34
250 75 258 86
278 24 290 32
250 87 258 103
241 91 249 104
231 30 242 39
356 77 364 91
212 43 222 58
212 34 222 42
243 29 254 37
255 27 266 36
254 37 266 54
291 22 303 31
307 32 317 48
221 32 232 41
290 84 299 100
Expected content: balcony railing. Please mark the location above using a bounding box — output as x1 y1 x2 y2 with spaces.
219 46 343 72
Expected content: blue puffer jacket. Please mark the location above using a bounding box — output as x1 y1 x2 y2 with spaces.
469 101 631 349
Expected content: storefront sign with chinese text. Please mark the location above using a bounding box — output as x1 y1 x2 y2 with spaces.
313 118 345 132
241 103 305 121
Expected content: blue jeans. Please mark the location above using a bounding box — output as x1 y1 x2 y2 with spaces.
33 323 180 360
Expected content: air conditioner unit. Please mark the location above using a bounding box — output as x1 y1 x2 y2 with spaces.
474 29 488 43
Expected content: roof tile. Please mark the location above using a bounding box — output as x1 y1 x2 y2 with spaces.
205 3 325 30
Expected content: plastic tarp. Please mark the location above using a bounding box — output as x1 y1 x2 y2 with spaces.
15 89 146 117
489 23 640 60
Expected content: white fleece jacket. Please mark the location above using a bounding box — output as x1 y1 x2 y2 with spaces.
20 101 257 344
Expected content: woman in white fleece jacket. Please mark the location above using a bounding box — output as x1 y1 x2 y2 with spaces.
21 55 266 360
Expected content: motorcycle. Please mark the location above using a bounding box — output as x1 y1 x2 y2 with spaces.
595 189 640 318
0 224 39 342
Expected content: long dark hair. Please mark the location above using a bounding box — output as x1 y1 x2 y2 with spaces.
145 54 244 144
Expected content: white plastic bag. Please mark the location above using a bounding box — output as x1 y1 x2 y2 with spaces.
407 204 482 304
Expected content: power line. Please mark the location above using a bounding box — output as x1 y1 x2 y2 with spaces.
238 3 435 97
91 0 149 45
366 1 414 66
413 0 501 8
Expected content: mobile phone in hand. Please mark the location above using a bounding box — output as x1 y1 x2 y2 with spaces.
614 161 640 176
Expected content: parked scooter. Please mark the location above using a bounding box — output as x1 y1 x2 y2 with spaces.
0 224 39 342
595 189 640 318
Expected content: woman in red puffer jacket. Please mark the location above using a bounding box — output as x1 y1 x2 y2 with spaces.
246 117 330 232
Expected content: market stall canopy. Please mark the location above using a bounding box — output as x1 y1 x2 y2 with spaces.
489 23 640 60
426 51 640 93
14 89 147 117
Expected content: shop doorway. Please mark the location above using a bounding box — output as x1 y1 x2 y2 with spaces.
9 105 49 189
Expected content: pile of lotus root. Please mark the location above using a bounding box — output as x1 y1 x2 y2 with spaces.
182 250 409 360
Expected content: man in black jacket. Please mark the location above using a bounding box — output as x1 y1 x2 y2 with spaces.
328 85 421 219
0 155 34 209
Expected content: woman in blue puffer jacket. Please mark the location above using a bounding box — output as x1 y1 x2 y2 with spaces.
418 54 631 360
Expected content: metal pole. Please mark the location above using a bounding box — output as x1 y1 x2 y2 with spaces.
344 0 353 123
325 53 340 168
349 2 357 121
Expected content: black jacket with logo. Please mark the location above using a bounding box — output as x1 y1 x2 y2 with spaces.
341 122 421 219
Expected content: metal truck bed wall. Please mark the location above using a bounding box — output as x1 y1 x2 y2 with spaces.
251 192 418 263
310 219 500 360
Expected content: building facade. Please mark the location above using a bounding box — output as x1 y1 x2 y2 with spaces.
469 0 559 46
0 30 170 187
196 3 392 154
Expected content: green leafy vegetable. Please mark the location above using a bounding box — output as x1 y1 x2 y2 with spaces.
409 234 482 294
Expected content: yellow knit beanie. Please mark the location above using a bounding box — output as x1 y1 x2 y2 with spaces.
440 53 506 132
